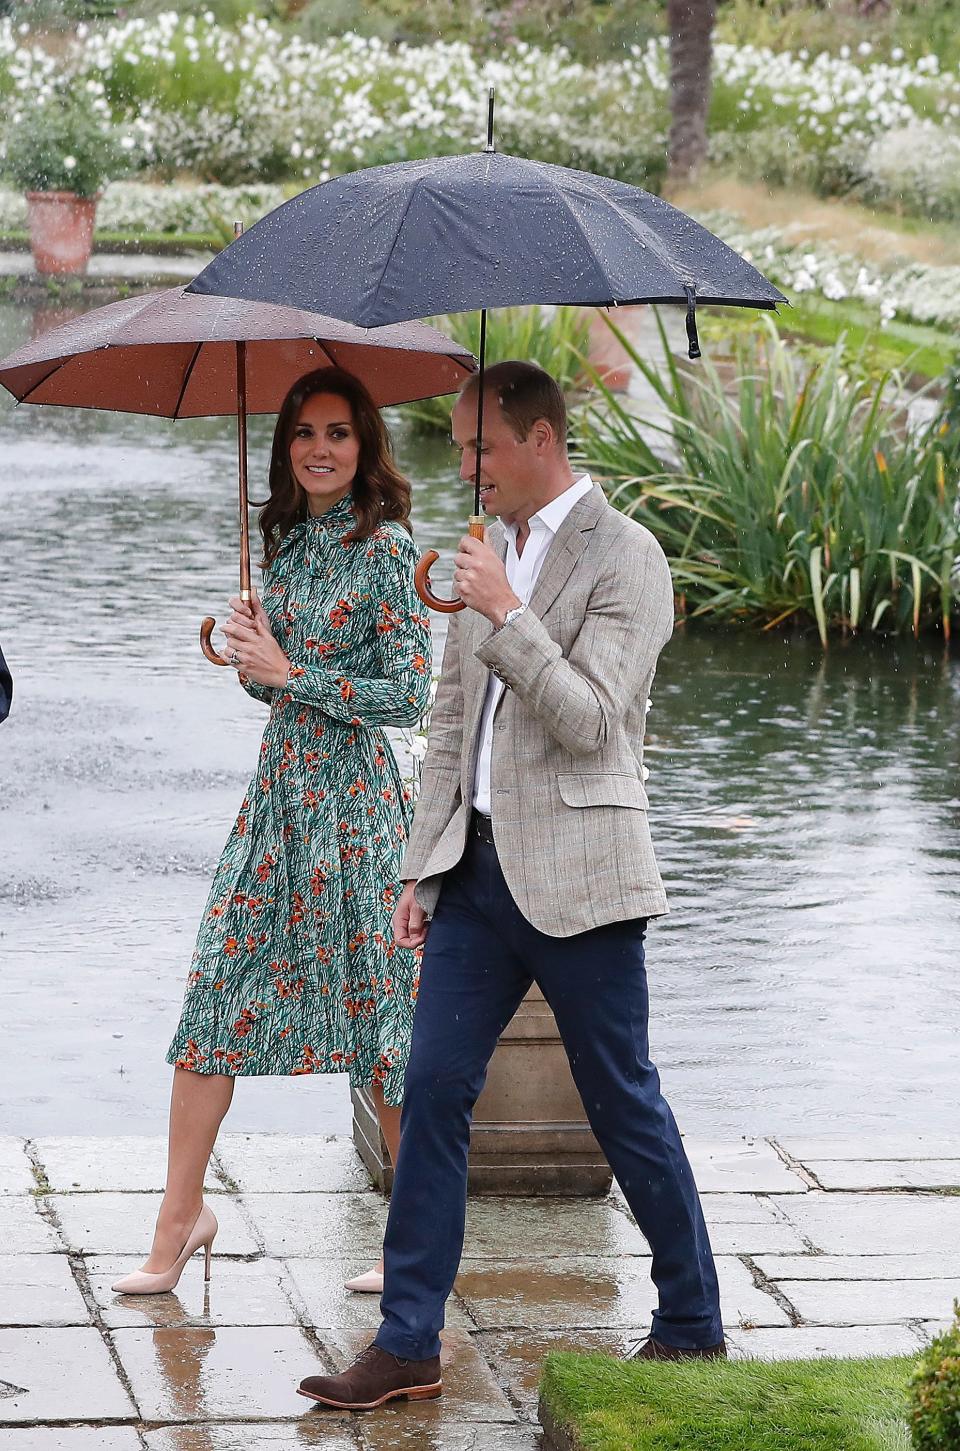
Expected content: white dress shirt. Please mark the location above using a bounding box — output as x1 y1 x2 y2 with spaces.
472 474 595 815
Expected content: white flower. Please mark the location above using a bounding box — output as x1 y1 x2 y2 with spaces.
63 155 77 171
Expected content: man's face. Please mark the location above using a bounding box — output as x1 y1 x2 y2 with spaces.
451 390 539 521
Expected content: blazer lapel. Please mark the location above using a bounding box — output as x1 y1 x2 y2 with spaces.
528 485 605 619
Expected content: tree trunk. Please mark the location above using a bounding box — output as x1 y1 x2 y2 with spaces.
667 0 717 187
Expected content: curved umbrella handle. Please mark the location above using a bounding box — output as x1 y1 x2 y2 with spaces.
414 516 486 613
200 616 230 666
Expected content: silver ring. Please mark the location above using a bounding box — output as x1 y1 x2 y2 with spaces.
229 650 241 667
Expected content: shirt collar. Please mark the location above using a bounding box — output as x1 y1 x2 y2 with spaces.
505 474 594 543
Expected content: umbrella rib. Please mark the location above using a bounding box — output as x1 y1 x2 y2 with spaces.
369 178 429 323
173 340 204 418
17 359 69 404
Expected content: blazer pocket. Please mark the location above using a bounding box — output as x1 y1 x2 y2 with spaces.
557 773 649 811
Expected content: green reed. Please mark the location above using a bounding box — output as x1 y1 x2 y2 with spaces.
575 314 960 644
402 305 591 435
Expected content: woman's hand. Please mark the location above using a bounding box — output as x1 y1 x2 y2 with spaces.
222 595 290 687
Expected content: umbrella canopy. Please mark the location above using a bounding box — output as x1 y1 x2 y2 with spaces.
187 151 787 328
0 286 476 414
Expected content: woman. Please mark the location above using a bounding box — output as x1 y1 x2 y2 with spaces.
113 367 431 1296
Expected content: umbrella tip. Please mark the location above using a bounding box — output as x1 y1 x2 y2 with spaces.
234 220 244 240
484 87 496 154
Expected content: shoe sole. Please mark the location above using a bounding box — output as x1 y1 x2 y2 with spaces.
297 1382 442 1410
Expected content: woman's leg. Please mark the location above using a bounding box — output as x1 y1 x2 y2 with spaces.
368 1080 402 1274
140 1068 235 1272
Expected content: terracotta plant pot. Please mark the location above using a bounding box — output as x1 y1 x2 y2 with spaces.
25 191 99 277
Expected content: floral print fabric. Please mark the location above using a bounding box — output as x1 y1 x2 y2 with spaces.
166 493 432 1105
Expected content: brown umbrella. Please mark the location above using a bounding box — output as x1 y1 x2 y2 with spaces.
0 283 476 663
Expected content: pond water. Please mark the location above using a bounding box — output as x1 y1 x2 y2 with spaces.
1 296 958 1139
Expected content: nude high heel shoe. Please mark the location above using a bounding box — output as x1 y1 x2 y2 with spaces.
111 1203 218 1295
344 1265 384 1294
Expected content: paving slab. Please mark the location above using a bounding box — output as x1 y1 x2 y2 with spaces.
802 1159 960 1190
317 1326 516 1424
358 1426 540 1450
781 1277 960 1325
454 1254 788 1331
0 1433 142 1451
682 1138 807 1193
111 1324 313 1421
728 1323 923 1360
477 1328 640 1419
770 1191 960 1255
216 1135 373 1194
52 1192 258 1256
241 1193 387 1258
88 1256 300 1328
462 1198 648 1258
755 1251 960 1281
0 1326 136 1421
0 1254 90 1326
698 1193 808 1255
0 1195 61 1251
144 1422 358 1449
777 1135 960 1162
35 1137 220 1193
0 1136 34 1194
284 1258 474 1330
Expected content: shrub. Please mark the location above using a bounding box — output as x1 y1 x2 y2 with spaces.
1 94 133 196
909 1302 960 1451
574 314 960 644
404 305 592 434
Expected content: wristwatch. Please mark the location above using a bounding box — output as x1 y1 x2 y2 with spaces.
497 602 528 631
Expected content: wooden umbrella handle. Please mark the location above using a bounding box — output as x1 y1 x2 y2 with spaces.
414 516 486 613
200 616 230 666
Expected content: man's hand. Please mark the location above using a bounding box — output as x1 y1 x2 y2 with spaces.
453 536 521 626
222 595 290 687
393 880 429 949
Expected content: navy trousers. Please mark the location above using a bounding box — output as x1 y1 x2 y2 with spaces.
375 833 722 1360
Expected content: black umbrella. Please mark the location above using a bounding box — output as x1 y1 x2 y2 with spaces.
189 93 786 610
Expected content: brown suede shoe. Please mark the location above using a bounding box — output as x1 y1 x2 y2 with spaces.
297 1343 442 1410
628 1336 727 1362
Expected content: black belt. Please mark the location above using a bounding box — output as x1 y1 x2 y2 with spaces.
470 809 495 845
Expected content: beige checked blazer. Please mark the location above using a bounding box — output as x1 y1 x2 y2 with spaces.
401 485 674 937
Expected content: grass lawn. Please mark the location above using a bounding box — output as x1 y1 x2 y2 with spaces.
538 1351 914 1451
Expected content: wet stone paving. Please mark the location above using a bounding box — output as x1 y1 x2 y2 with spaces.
1 1134 959 1448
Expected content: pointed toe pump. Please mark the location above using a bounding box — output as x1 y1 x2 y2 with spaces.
111 1202 218 1296
344 1266 385 1294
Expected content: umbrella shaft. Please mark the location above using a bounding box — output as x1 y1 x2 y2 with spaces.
473 309 487 516
236 339 252 598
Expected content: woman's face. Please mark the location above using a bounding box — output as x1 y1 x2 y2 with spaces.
289 391 361 514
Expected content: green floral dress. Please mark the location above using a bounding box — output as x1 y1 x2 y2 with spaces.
167 493 432 1105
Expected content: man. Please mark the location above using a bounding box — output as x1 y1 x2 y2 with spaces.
298 361 724 1411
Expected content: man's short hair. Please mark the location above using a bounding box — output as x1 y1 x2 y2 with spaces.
460 360 567 446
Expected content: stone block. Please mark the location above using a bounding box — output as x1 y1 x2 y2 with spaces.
215 1134 372 1193
0 1327 135 1421
0 1254 89 1326
87 1257 301 1328
284 1258 474 1330
728 1323 924 1360
769 1191 960 1256
0 1196 60 1252
804 1159 960 1191
454 1254 788 1331
240 1192 386 1258
754 1251 960 1281
52 1192 258 1257
782 1277 960 1325
34 1137 219 1193
111 1324 313 1421
776 1135 960 1162
0 1433 141 1451
461 1198 648 1259
0 1136 34 1194
698 1193 808 1255
683 1139 807 1193
144 1426 356 1451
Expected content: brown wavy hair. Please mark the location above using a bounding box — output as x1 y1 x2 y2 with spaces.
260 366 412 566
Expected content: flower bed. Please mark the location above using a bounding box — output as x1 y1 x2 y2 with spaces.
2 16 960 217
